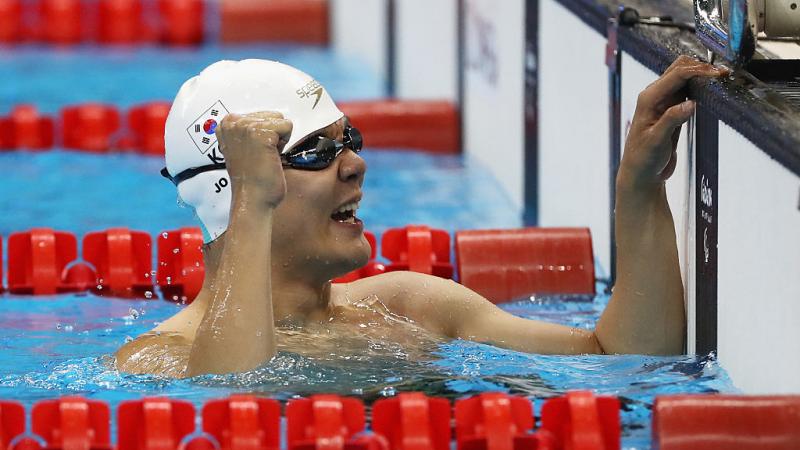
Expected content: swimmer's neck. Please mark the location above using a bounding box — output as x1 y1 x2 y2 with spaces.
193 270 334 326
198 236 335 326
270 271 334 326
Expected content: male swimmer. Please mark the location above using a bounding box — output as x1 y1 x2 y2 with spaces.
116 57 728 378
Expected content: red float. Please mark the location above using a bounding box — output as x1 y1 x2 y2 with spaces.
157 0 203 46
98 0 144 44
9 105 55 150
117 398 196 450
652 394 800 450
333 231 386 283
0 0 22 43
7 228 79 295
0 401 25 450
455 393 538 450
82 228 153 298
339 101 460 154
183 437 218 450
372 393 451 450
540 391 620 450
382 226 453 279
60 262 97 293
455 228 595 303
31 397 111 450
38 0 84 44
202 395 281 450
286 395 365 450
220 0 328 45
0 117 12 149
126 102 171 155
60 104 121 152
157 227 204 303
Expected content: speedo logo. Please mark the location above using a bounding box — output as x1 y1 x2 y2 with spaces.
296 80 324 109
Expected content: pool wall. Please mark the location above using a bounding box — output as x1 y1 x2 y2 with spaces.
354 0 800 394
332 0 460 100
485 0 799 393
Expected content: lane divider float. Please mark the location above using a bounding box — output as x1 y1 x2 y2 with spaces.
4 392 798 450
0 391 626 450
1 226 595 303
0 100 459 155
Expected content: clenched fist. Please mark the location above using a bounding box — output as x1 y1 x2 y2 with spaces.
216 111 293 209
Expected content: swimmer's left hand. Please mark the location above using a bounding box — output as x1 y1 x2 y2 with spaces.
619 55 728 190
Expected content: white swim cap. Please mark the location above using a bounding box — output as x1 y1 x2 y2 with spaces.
163 59 344 243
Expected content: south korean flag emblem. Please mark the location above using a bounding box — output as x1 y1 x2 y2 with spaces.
186 100 230 154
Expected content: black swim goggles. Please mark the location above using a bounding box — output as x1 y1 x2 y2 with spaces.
160 126 363 186
282 125 363 170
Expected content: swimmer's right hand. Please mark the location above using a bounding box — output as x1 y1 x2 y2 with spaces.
216 111 293 208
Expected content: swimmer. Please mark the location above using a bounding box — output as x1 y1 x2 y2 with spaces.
116 56 728 378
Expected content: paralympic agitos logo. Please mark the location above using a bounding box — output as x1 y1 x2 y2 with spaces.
296 80 324 109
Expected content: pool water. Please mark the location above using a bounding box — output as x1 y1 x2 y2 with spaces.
0 45 737 449
0 149 735 449
0 45 384 114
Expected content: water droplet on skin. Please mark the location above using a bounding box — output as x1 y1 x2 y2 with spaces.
125 335 134 343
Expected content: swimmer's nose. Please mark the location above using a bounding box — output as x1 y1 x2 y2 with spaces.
338 149 366 185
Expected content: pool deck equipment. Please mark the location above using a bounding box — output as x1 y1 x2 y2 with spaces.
694 0 800 67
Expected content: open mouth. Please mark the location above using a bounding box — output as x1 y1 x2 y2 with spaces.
331 200 360 224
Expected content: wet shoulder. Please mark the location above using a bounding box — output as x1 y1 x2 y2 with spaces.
332 271 461 335
333 271 425 308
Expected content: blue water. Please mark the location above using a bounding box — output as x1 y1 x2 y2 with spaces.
0 45 737 449
0 289 734 449
0 149 735 449
0 46 384 114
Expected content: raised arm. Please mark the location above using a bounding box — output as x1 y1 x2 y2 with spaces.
181 112 292 376
595 56 727 355
387 57 727 357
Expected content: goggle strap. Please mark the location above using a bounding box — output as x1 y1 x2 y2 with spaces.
161 163 227 186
